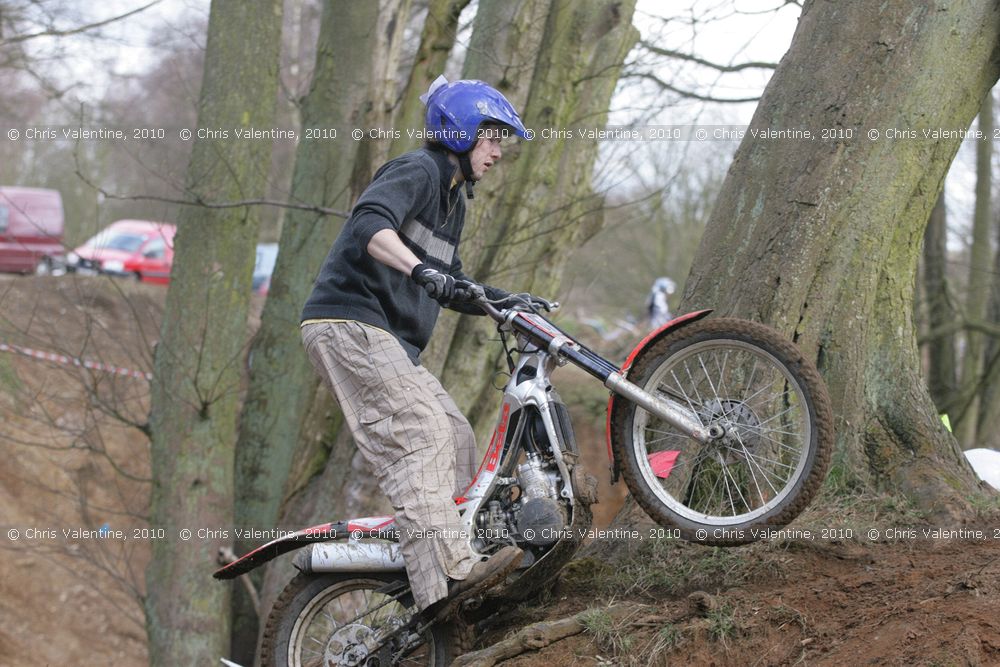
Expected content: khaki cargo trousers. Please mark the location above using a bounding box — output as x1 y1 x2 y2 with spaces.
301 320 479 610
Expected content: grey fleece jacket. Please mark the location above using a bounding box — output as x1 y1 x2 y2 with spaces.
302 147 482 363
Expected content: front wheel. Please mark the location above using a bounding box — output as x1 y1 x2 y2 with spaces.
259 572 470 666
610 318 833 545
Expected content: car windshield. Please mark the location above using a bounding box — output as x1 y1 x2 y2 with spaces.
86 229 147 252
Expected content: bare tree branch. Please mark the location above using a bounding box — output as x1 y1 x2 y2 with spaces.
625 72 762 104
0 1 165 47
639 41 777 73
73 159 350 219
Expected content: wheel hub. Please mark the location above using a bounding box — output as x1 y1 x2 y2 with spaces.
324 623 375 666
699 398 762 453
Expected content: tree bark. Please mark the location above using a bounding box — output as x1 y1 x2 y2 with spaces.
431 0 640 443
673 0 998 517
145 1 282 664
955 94 994 446
977 91 1000 447
230 1 392 660
420 0 552 377
390 0 471 155
348 0 414 195
922 191 958 413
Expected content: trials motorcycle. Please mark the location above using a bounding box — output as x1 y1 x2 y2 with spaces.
215 293 833 666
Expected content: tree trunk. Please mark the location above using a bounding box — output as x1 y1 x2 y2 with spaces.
230 1 390 661
672 0 998 518
432 0 639 443
421 0 553 377
955 94 994 446
922 191 958 412
348 0 413 195
977 90 1000 447
390 0 471 155
145 1 282 664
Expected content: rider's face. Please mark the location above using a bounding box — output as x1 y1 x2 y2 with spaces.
468 133 503 181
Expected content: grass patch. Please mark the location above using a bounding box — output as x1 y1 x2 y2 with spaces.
579 608 634 655
706 603 737 642
582 538 776 598
651 623 683 651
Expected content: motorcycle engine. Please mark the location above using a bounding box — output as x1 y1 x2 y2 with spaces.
515 457 567 546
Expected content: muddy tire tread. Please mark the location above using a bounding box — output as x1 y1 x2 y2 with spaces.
610 318 834 546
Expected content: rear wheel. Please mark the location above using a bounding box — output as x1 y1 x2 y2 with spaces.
611 318 833 545
260 572 470 666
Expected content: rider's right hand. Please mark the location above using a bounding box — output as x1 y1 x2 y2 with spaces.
412 263 486 307
411 263 458 304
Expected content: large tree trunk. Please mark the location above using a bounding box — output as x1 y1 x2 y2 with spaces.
431 0 639 442
230 1 396 661
955 95 994 446
922 191 958 413
671 0 998 519
145 1 282 664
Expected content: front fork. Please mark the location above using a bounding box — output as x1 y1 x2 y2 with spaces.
604 372 722 443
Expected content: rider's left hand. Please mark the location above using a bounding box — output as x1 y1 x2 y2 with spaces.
452 280 486 303
496 292 555 311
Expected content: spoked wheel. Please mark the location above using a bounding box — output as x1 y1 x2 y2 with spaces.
611 318 833 545
260 573 469 666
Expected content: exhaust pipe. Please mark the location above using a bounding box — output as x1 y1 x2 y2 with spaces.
294 540 406 573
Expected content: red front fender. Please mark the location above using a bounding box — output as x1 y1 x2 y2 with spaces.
604 309 713 481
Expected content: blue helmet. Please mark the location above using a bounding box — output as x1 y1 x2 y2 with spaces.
424 79 529 153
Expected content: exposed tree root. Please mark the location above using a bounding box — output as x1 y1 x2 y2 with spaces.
452 602 664 666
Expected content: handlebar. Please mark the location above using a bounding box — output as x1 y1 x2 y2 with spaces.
451 280 558 323
457 286 619 383
479 294 558 323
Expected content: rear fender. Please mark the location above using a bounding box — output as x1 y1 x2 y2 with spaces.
604 309 712 482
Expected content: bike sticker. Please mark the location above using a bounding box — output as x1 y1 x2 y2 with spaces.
486 403 510 472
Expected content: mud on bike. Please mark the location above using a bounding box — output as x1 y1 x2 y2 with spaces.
215 292 833 666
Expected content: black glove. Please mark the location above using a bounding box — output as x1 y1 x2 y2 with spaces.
412 263 484 306
411 263 457 303
496 292 556 311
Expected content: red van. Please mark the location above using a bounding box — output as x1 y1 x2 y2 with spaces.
67 220 177 285
0 187 65 274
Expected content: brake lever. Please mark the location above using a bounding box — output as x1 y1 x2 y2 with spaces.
537 298 560 312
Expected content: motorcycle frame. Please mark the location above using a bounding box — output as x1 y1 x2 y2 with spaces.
214 304 715 580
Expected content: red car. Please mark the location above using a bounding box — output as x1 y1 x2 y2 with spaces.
67 220 176 285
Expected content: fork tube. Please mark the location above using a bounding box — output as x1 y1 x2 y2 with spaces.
558 345 619 381
505 311 709 442
605 372 711 443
